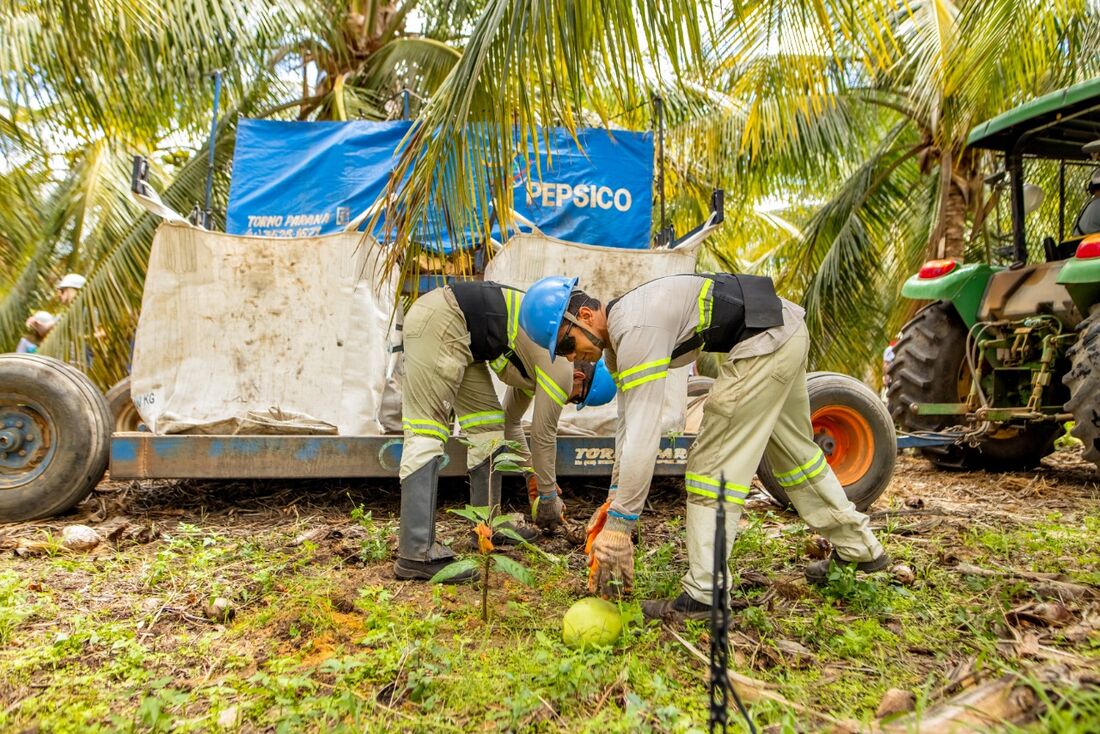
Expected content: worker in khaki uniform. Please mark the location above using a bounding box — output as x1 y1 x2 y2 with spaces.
519 274 888 621
397 281 615 583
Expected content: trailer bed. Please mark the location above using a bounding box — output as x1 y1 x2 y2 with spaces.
109 433 695 479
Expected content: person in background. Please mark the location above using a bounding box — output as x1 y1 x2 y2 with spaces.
1071 168 1100 237
16 312 57 353
56 274 86 306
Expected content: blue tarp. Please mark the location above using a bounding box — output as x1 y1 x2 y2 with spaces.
225 119 654 250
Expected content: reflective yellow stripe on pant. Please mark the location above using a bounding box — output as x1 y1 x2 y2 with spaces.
681 323 884 606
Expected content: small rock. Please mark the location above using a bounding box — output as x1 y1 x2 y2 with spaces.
904 496 925 509
61 525 101 552
876 688 915 718
141 597 163 613
891 563 916 585
203 597 235 623
217 705 238 728
289 526 331 547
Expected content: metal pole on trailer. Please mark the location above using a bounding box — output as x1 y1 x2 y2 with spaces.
203 70 224 230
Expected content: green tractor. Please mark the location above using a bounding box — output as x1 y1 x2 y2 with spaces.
888 79 1100 471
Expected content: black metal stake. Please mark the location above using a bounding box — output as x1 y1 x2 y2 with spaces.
709 484 730 734
710 473 756 734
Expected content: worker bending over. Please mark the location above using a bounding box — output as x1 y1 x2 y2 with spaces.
397 281 614 583
519 274 888 621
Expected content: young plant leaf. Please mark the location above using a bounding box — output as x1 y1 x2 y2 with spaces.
493 527 530 546
490 513 518 528
493 462 525 473
449 506 488 523
492 555 533 586
429 558 479 584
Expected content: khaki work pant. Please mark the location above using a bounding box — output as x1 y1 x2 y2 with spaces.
682 323 884 605
399 288 505 480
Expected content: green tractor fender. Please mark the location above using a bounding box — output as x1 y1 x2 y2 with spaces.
1055 251 1100 314
900 262 999 328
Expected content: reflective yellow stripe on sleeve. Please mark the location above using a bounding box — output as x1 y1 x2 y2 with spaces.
535 366 568 407
617 358 670 391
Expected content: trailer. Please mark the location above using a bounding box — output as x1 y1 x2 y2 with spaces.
1 162 900 525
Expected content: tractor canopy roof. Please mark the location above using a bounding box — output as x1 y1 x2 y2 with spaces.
967 77 1100 160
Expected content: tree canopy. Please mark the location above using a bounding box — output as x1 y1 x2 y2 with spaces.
3 0 1100 385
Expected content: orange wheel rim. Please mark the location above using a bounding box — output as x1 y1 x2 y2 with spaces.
810 405 874 486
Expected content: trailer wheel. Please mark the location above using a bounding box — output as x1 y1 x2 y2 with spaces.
0 354 111 522
887 300 1058 470
687 376 715 397
1063 307 1100 469
759 372 896 512
105 377 143 432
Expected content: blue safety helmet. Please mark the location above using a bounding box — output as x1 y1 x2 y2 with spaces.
577 358 616 409
519 275 577 361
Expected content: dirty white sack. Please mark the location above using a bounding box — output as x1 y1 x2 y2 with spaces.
484 231 701 435
131 223 397 435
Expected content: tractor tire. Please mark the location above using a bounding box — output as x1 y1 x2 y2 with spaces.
105 377 143 432
1063 306 1100 468
759 372 896 512
886 301 1058 471
0 354 111 522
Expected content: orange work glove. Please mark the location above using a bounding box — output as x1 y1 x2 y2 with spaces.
587 517 635 598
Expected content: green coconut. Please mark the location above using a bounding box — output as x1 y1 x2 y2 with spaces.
562 597 623 649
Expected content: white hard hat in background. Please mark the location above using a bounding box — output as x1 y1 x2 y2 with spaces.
1022 183 1045 216
57 273 86 290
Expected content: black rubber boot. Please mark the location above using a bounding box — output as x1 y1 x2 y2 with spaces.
805 551 890 586
394 457 476 583
468 454 539 545
641 592 714 623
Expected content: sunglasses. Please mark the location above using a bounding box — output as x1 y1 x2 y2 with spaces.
554 322 576 358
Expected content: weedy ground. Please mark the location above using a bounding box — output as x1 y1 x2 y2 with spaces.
1 451 1098 733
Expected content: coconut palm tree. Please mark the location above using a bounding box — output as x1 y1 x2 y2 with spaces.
375 0 1100 374
0 0 476 386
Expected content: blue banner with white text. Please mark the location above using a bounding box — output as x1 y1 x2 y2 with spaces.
226 119 654 250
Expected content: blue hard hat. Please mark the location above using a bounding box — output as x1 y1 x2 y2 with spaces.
577 358 616 409
519 275 577 361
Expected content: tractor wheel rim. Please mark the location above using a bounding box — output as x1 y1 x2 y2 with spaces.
811 405 874 486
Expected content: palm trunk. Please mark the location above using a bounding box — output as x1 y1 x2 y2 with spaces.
936 150 980 260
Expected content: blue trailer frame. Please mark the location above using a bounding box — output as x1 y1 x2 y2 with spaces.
109 433 694 479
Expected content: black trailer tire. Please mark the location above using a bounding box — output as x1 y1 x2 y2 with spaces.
1063 307 1100 469
105 377 142 432
758 372 896 512
886 300 1058 470
0 354 111 522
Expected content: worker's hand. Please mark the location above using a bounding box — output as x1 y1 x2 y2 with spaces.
584 500 611 554
533 492 565 532
525 472 539 506
588 517 634 598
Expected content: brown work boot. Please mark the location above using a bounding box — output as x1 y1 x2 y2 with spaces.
805 551 890 586
641 592 714 623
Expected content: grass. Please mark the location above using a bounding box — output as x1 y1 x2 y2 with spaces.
1 462 1098 732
